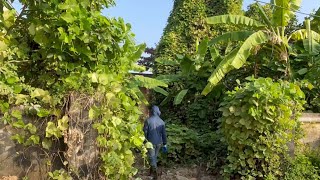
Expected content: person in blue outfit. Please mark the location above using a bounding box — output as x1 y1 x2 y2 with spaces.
143 105 167 179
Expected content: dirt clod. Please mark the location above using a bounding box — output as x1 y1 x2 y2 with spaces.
0 176 18 180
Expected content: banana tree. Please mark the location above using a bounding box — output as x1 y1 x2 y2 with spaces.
202 0 320 95
292 15 320 112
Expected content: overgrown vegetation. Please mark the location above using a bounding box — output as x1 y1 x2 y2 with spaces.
220 77 305 178
0 0 167 179
153 0 243 166
1 0 320 179
159 124 227 172
156 0 243 68
151 0 320 175
201 0 308 94
283 154 320 180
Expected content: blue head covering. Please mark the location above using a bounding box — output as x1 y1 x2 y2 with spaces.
152 105 161 116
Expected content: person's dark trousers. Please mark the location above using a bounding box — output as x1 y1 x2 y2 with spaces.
148 144 162 179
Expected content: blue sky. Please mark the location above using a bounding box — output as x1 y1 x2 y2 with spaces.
12 0 320 47
105 0 320 47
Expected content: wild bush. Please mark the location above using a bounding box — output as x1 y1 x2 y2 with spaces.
283 154 320 180
162 124 200 163
220 77 305 179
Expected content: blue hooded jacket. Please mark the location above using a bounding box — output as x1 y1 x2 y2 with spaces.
143 106 167 145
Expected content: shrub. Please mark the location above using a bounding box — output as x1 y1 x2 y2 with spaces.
159 124 227 170
220 77 305 179
284 155 320 180
162 124 200 164
186 98 221 132
197 131 227 172
303 146 320 170
305 59 320 112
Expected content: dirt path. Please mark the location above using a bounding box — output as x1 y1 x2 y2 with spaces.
136 165 219 180
1 167 218 180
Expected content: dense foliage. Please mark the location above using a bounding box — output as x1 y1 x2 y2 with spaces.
280 144 320 179
220 77 305 179
154 0 243 135
154 0 320 178
163 124 200 163
201 0 312 94
159 124 227 172
0 0 155 178
294 9 320 112
156 0 243 74
153 40 227 166
154 0 243 136
1 0 320 179
155 39 223 129
283 155 320 180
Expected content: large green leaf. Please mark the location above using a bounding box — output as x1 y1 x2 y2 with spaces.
209 46 220 61
131 63 146 72
208 31 254 46
196 37 209 61
272 0 301 27
292 20 320 54
131 43 146 60
231 31 269 69
2 8 15 28
206 15 265 28
201 48 239 96
180 57 194 75
153 87 169 96
61 12 76 23
132 87 149 105
290 29 320 42
303 39 320 54
160 96 171 106
134 75 168 89
174 89 188 105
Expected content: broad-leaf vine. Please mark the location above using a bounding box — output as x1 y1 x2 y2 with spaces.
0 0 151 179
220 77 305 179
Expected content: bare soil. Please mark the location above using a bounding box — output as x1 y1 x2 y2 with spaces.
136 165 219 180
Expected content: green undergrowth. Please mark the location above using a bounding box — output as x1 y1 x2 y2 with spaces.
158 123 227 173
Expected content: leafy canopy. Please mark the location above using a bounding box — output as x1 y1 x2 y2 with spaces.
201 0 320 95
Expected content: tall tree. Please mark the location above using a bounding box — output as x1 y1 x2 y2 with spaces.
155 0 243 74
